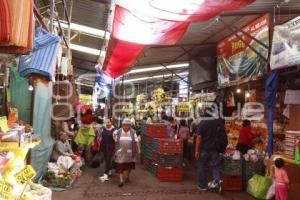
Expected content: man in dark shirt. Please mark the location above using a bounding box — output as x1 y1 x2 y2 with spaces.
195 108 224 191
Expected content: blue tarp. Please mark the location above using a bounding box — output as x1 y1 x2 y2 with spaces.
19 28 61 78
265 70 279 157
31 82 54 182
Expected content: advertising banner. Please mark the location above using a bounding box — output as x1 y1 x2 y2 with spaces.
217 15 269 87
270 16 300 70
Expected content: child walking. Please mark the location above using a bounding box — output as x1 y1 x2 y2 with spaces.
274 158 289 200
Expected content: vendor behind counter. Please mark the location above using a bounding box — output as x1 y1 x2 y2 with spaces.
236 120 261 154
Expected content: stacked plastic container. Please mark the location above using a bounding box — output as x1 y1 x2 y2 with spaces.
141 123 183 182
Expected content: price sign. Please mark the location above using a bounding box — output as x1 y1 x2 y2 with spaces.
0 181 13 200
14 165 36 184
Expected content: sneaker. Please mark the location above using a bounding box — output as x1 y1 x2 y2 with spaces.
218 180 223 194
99 174 109 182
208 180 219 189
197 186 208 191
208 180 223 193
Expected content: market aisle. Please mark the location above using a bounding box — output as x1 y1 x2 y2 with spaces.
53 163 254 200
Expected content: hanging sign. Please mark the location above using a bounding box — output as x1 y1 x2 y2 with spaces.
14 165 37 184
217 15 269 87
176 102 190 112
0 181 13 200
270 16 300 70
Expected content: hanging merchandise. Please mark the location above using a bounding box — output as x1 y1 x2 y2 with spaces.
19 28 61 78
270 16 300 70
9 67 32 123
103 0 254 78
60 57 69 76
30 81 55 182
0 0 11 44
217 15 269 87
0 0 34 54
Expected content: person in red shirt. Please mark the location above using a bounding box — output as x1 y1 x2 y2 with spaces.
236 120 260 154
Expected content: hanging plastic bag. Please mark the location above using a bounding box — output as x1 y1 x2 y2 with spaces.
266 179 276 200
295 141 300 164
247 174 272 199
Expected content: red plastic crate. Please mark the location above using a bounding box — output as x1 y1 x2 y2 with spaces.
145 124 168 138
152 152 158 162
157 139 183 154
223 174 243 191
157 167 183 182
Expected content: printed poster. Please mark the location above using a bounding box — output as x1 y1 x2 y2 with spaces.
217 15 269 87
270 16 300 70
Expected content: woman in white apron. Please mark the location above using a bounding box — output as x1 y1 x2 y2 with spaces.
114 118 141 187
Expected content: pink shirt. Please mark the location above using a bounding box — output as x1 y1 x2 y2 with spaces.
275 168 289 185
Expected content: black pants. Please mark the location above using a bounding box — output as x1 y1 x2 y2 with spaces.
103 152 113 175
236 143 250 155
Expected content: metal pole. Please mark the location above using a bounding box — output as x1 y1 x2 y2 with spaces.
219 18 268 49
50 0 54 32
33 4 50 32
161 63 189 84
62 0 71 25
68 0 73 61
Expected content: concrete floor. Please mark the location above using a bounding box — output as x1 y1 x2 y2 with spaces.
53 163 254 200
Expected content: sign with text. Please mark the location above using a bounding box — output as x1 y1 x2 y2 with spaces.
14 165 36 184
270 16 300 70
0 181 13 200
217 15 269 87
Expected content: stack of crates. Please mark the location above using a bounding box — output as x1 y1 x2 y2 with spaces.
141 123 183 181
221 156 243 191
153 138 183 182
141 123 167 177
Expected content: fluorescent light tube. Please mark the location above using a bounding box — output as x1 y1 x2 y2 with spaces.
70 44 106 57
128 62 189 74
123 72 188 83
55 21 110 40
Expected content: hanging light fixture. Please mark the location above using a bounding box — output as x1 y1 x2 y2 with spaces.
245 84 251 98
245 92 251 98
28 85 34 91
236 88 241 93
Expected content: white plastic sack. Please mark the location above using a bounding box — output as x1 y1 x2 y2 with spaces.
47 162 59 176
266 180 276 200
57 156 75 170
232 150 241 160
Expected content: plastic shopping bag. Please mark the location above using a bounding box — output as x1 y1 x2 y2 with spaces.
57 156 75 170
266 179 276 200
247 174 273 199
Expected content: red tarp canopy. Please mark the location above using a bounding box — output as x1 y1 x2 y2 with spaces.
103 0 254 78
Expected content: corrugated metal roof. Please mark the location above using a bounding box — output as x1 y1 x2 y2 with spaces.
37 0 300 76
136 0 300 68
